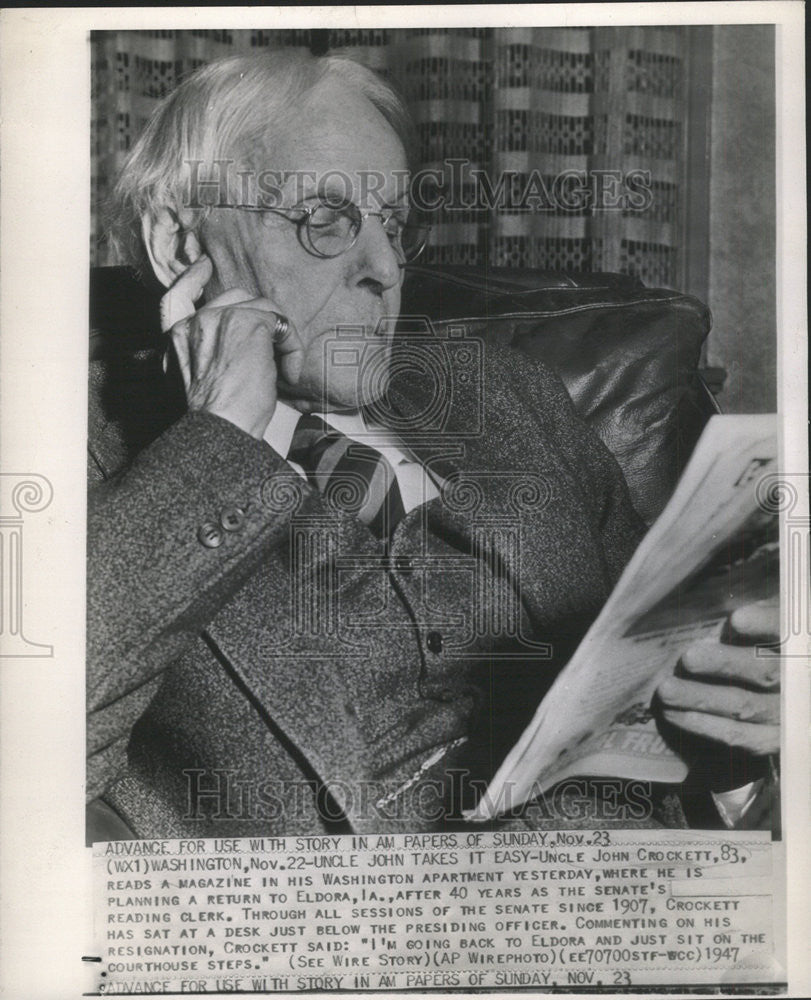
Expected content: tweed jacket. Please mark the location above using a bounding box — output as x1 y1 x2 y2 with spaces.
87 338 657 839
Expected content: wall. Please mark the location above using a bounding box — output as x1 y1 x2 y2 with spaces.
706 25 776 413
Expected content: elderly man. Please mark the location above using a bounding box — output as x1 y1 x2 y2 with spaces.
87 50 779 840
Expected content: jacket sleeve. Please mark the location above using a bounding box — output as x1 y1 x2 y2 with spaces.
86 409 305 798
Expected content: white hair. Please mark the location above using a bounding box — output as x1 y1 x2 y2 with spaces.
106 49 414 274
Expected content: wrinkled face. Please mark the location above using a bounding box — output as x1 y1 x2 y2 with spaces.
200 78 408 410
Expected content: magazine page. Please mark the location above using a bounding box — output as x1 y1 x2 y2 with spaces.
474 415 779 817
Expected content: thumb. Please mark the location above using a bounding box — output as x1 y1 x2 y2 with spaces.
728 598 780 645
159 255 213 332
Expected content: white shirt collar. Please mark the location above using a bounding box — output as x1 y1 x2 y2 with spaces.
263 400 442 513
262 399 302 462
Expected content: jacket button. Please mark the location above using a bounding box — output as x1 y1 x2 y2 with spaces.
197 522 224 548
220 505 246 531
426 631 443 654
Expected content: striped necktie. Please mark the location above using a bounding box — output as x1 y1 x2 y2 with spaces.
287 414 406 539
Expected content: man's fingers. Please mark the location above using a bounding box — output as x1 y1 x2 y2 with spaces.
235 300 305 385
200 295 303 383
679 639 781 689
162 287 302 437
167 293 265 377
202 287 256 310
660 708 779 756
658 676 780 724
159 255 214 332
727 598 781 644
658 615 783 759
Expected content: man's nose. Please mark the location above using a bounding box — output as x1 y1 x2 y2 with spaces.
348 214 402 292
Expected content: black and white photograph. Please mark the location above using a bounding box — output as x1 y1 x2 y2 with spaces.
0 4 808 997
87 21 781 840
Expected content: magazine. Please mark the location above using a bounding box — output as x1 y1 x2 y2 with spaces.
470 414 779 819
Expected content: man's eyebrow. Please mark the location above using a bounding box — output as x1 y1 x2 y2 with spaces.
365 192 411 214
287 190 333 211
292 193 411 214
381 195 410 210
302 183 352 206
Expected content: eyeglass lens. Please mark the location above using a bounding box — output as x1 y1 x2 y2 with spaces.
305 201 429 262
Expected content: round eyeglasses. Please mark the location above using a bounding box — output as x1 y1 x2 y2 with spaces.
222 197 431 266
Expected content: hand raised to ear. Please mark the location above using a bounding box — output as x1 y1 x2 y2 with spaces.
162 256 304 440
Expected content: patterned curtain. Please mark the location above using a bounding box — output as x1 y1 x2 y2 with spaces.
91 26 687 288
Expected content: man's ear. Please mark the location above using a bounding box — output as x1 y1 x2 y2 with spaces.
142 206 203 289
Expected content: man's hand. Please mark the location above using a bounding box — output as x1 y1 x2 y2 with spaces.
162 256 305 439
656 598 781 756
